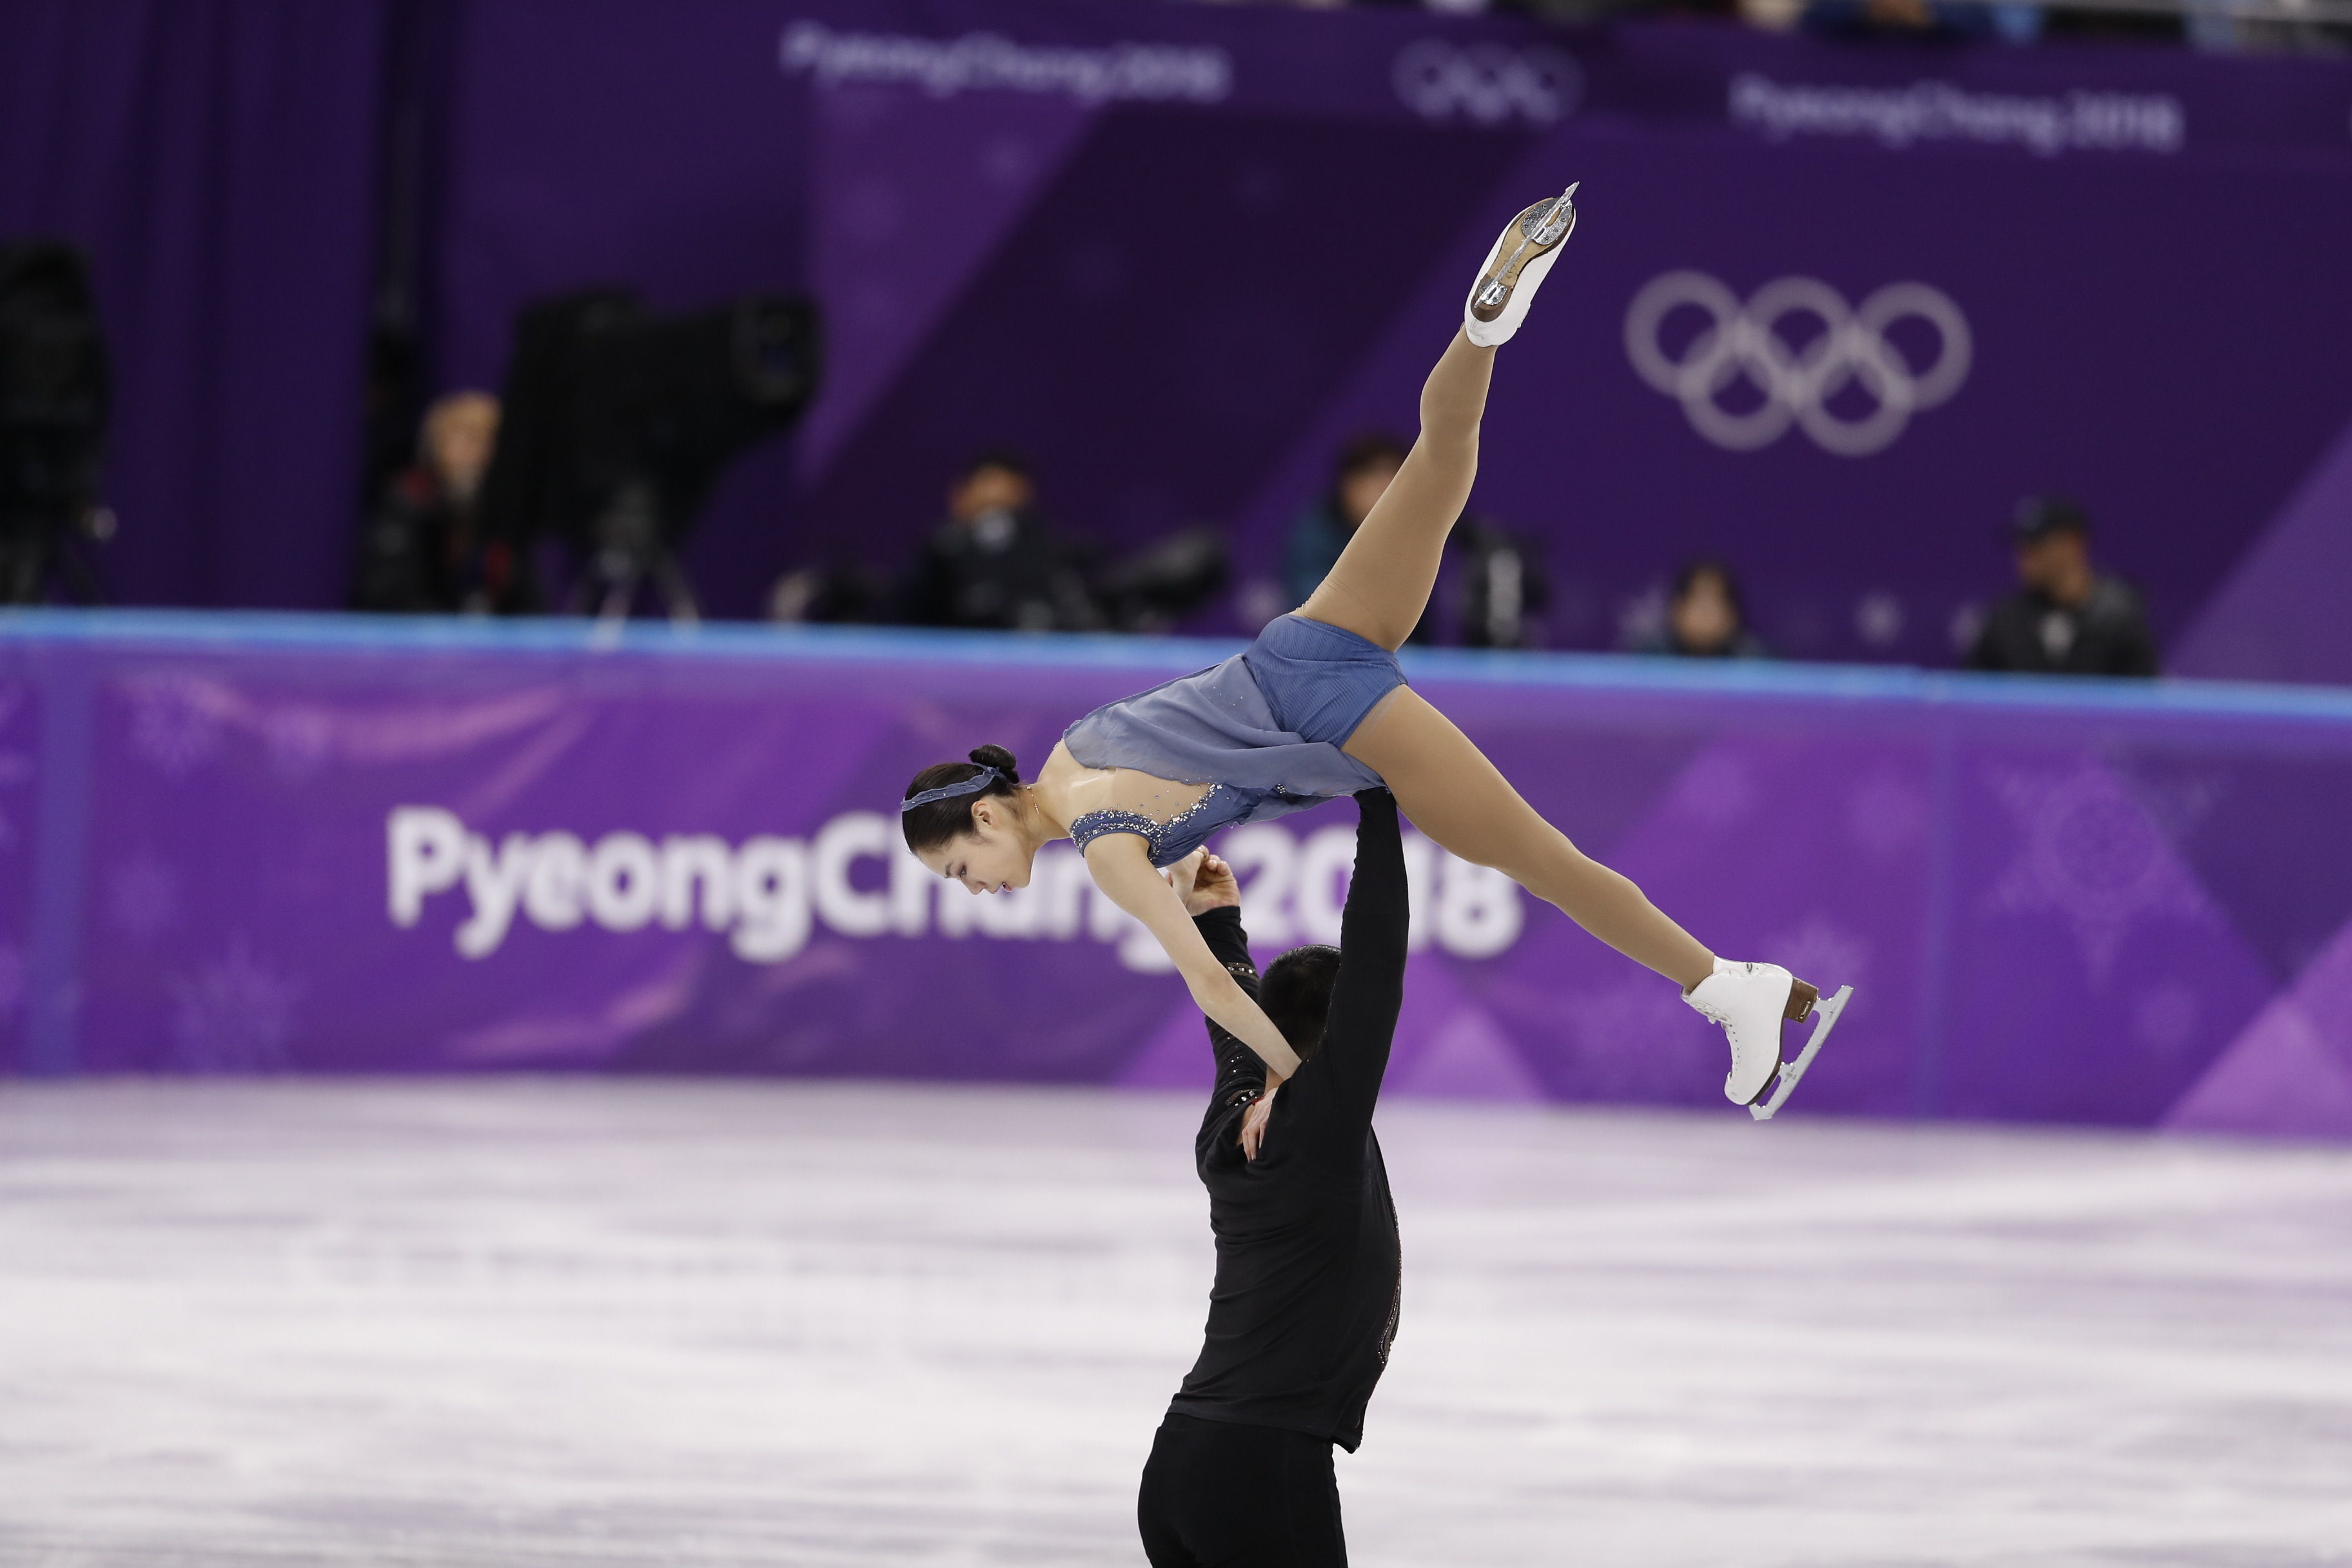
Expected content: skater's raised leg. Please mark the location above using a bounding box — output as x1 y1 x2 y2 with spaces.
1346 689 1828 1103
1297 328 1495 652
1344 687 1714 989
1296 186 1579 653
1253 184 1844 1106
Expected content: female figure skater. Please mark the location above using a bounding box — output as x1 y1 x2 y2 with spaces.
902 187 1830 1115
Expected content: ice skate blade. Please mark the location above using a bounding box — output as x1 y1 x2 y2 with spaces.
1749 985 1852 1122
1529 181 1578 245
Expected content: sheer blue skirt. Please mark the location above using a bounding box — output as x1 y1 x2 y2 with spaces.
1061 616 1402 861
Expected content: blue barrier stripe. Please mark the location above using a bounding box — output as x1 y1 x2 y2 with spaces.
0 607 1241 671
3 606 2350 726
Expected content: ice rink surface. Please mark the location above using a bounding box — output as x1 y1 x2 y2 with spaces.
5 1080 2352 1568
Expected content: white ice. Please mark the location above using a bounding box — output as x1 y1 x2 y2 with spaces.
4 1080 2351 1566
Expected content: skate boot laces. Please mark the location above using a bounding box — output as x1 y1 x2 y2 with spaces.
1682 959 1767 1025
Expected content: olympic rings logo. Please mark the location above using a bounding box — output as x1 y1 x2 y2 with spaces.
1623 271 1972 457
1392 40 1583 126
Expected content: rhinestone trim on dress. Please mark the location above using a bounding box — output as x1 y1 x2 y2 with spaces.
1068 785 1228 858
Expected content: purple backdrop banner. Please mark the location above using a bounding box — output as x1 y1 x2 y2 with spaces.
8 0 2349 667
7 612 2352 1140
431 0 2352 672
0 0 389 608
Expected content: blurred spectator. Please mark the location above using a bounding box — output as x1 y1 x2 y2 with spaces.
2037 3 2185 43
1628 558 1770 658
351 391 507 613
1284 433 1407 611
1097 525 1231 634
1801 0 1997 36
902 451 1100 631
1796 0 2184 39
1966 497 2158 676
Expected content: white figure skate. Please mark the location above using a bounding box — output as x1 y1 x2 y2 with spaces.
1683 957 1854 1121
1463 183 1578 348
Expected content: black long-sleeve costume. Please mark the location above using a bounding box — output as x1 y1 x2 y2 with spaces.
1166 789 1407 1453
1965 576 2159 676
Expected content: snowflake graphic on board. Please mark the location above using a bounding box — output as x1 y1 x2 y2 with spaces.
2130 980 2202 1059
127 676 228 776
0 741 30 854
107 856 181 940
263 707 335 780
1845 769 1928 859
1761 912 1871 992
1983 765 2215 987
1666 749 1759 831
1558 970 1720 1101
171 937 302 1073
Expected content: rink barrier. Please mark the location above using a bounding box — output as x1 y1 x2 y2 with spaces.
12 607 2352 718
3 610 2348 1139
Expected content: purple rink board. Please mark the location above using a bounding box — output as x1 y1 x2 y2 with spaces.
5 612 2352 1140
431 0 2352 674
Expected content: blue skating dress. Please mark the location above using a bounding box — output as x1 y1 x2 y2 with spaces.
1061 614 1404 868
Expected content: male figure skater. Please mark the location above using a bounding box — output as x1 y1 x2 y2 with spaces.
1141 788 1406 1567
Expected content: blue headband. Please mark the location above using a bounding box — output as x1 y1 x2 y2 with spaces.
901 765 1001 813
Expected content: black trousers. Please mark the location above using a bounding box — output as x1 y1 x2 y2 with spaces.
1137 1412 1346 1567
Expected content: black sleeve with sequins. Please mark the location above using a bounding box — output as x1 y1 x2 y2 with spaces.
1194 906 1269 1114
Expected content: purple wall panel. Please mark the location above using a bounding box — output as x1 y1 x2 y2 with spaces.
431 1 2352 664
0 0 389 608
11 612 2352 1141
0 675 37 1073
5 0 2352 658
8 0 2350 663
2173 422 2352 688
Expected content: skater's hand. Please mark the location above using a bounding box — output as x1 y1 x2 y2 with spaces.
1239 1081 1279 1160
1175 852 1241 917
1162 848 1206 903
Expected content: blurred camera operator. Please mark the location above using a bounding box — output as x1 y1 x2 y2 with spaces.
350 391 509 613
1965 496 2157 677
902 451 1099 632
1451 516 1551 650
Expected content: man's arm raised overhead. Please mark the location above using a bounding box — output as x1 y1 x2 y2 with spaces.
1321 789 1409 1132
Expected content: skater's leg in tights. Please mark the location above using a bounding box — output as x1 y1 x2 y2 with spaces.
1347 687 1716 990
1298 329 1493 651
1303 325 1714 989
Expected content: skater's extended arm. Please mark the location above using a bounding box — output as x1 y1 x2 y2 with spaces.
1087 836 1302 1080
1184 859 1279 1118
1191 879 1260 1015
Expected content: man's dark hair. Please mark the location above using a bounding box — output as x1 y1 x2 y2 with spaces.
2013 494 2090 544
1262 944 1342 1063
1332 431 1408 485
959 447 1032 484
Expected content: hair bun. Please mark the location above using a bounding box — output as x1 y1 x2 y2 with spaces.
968 743 1021 782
